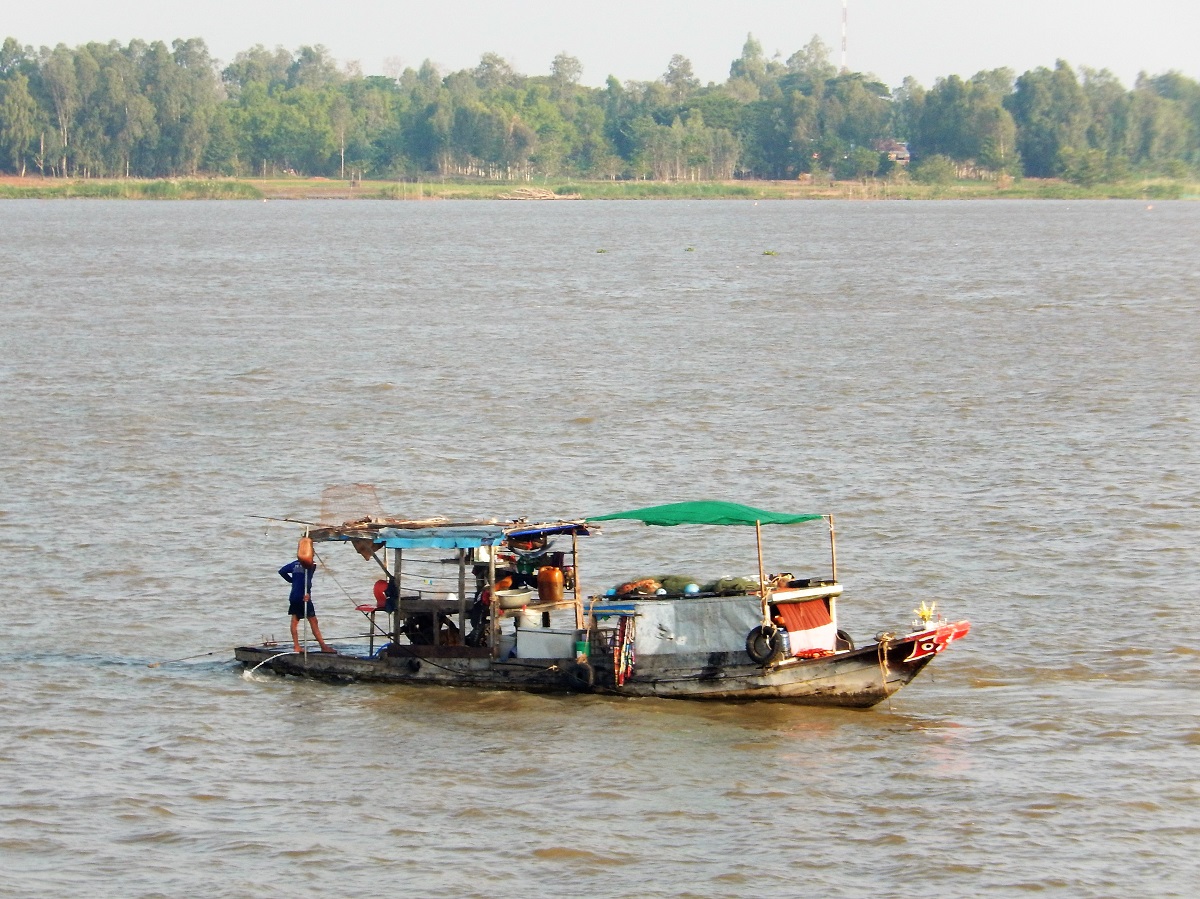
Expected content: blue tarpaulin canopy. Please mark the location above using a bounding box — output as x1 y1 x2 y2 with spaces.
314 520 592 551
369 526 507 549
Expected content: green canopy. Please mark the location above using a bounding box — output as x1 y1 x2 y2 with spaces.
588 501 823 527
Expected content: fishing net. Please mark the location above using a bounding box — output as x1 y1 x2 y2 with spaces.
319 483 384 527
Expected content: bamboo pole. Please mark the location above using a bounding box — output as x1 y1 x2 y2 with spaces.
392 548 403 646
572 532 582 629
756 520 769 625
828 514 838 582
301 528 311 658
457 548 467 642
488 547 498 660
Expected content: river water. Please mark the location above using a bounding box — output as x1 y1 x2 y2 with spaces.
1 198 1197 897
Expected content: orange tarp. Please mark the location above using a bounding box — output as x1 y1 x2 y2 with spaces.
777 599 832 632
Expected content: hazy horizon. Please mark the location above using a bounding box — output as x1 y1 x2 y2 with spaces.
5 1 1199 91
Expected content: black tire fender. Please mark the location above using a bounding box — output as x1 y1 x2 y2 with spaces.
746 624 783 665
836 629 855 652
567 660 594 689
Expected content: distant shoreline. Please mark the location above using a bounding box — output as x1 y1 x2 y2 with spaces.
1 175 1195 201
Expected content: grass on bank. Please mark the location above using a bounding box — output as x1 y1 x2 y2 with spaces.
0 179 263 199
0 175 1196 201
371 177 1200 201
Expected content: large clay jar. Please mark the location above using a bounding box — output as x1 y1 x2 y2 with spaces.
538 566 564 604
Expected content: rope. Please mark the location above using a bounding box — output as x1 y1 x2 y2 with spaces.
875 632 894 703
314 548 470 609
315 548 392 633
312 551 407 649
311 547 485 660
147 648 229 668
313 548 362 610
399 574 460 585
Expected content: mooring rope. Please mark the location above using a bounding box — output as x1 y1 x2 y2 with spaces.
875 632 894 705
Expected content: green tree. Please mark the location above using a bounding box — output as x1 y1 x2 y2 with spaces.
169 39 220 175
822 74 892 148
1080 68 1130 164
202 102 239 173
786 36 836 86
663 54 699 103
913 74 966 160
0 37 33 76
729 34 767 85
473 53 515 91
973 102 1019 172
38 44 79 175
288 45 341 90
891 76 925 142
99 42 157 177
911 70 1017 174
910 153 956 183
1007 60 1089 177
272 86 337 173
229 80 280 175
329 93 351 177
1124 84 1189 171
737 97 791 177
0 71 38 174
1141 71 1200 165
1058 146 1108 185
550 53 582 93
834 145 881 180
223 45 293 97
69 44 105 176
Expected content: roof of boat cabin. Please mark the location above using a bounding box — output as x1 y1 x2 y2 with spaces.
308 517 594 550
587 501 823 527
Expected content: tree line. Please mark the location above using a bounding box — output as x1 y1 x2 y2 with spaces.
1 33 1197 184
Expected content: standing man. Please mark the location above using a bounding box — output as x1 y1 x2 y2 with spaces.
279 557 335 653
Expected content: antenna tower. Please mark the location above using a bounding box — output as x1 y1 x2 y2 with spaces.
841 0 848 71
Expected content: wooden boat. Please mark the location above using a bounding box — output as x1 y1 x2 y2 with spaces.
235 502 969 708
236 516 602 692
579 501 969 707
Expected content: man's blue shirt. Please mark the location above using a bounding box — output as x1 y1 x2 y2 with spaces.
279 560 314 603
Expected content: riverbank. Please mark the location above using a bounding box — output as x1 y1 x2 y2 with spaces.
0 174 1195 200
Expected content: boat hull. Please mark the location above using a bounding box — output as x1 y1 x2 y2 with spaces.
234 621 968 708
593 640 932 708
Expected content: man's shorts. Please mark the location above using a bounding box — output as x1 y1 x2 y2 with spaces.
289 598 317 620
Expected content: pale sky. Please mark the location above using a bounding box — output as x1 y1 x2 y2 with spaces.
6 1 1198 90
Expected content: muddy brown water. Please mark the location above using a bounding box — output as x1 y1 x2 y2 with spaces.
1 199 1197 896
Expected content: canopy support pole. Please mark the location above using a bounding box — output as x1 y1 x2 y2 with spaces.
756 519 770 625
828 514 838 582
457 549 467 642
488 550 498 660
572 532 583 629
392 548 403 646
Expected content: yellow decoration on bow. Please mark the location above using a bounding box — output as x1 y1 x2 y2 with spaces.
914 600 937 625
